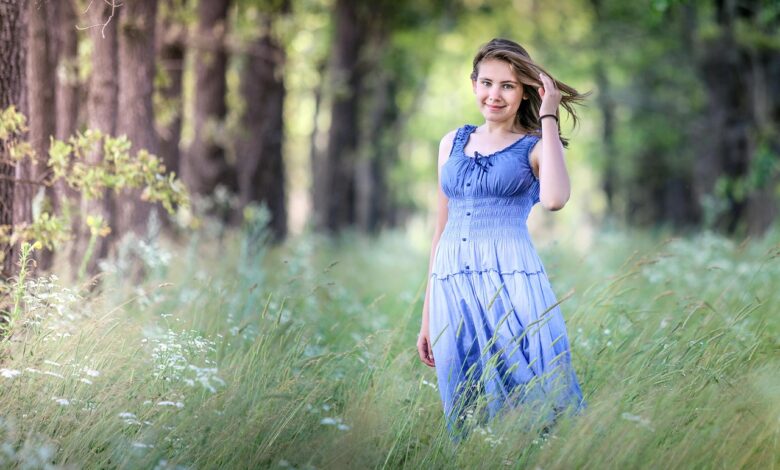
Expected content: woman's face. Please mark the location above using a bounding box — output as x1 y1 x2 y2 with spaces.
471 58 525 125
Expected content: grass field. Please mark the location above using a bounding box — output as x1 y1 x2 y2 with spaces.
0 216 778 469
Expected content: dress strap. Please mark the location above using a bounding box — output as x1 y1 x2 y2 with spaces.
449 124 474 158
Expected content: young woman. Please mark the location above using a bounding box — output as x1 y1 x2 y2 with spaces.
417 38 587 437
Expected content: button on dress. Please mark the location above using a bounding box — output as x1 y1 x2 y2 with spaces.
429 124 586 434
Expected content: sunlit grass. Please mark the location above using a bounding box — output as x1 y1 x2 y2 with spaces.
0 218 777 469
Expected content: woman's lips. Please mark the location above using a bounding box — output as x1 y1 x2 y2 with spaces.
486 104 504 111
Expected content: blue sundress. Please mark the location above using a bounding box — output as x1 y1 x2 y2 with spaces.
429 124 586 435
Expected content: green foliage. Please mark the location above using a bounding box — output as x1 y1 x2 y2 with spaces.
0 242 37 338
0 106 189 265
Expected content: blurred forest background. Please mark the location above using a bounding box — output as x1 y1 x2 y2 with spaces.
0 1 778 468
1 0 779 276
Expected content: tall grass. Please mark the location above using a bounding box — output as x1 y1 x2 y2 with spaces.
0 216 777 469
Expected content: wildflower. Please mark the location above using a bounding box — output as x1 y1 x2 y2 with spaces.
82 367 101 377
421 378 437 390
132 442 154 449
157 401 185 409
0 369 21 379
119 412 141 425
320 416 351 431
52 397 70 406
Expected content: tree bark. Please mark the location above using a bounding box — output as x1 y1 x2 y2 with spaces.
16 0 53 226
54 0 79 142
235 7 288 241
0 0 26 278
355 64 397 233
693 1 756 234
53 0 80 262
184 0 234 197
313 0 364 233
589 0 616 215
75 0 118 276
743 7 779 235
155 0 186 180
116 0 159 236
22 0 57 270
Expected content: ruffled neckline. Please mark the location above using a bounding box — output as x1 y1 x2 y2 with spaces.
459 124 531 160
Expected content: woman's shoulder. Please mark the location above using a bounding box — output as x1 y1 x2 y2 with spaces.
439 124 474 148
437 126 468 164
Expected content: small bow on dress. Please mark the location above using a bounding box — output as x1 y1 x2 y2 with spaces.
470 151 494 182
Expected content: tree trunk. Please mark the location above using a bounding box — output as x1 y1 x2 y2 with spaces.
184 0 234 197
19 0 54 222
693 1 755 234
743 8 779 235
590 0 616 215
22 0 56 270
155 0 186 180
0 0 26 279
75 0 118 276
356 65 397 233
53 0 80 261
313 0 364 233
235 8 288 241
54 0 79 142
116 0 159 236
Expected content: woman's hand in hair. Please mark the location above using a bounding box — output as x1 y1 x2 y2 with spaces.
538 72 562 116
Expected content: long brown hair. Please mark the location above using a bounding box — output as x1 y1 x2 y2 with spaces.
470 38 588 147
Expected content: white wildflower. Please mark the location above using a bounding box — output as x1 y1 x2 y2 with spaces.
82 367 101 377
421 379 437 390
0 369 21 379
320 416 350 431
157 401 185 409
52 397 70 406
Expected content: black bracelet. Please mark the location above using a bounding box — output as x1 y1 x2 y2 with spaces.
540 114 558 124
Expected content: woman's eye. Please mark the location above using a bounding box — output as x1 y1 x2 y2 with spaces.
481 81 491 86
503 84 514 89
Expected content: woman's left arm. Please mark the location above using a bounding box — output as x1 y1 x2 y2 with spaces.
530 72 571 211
